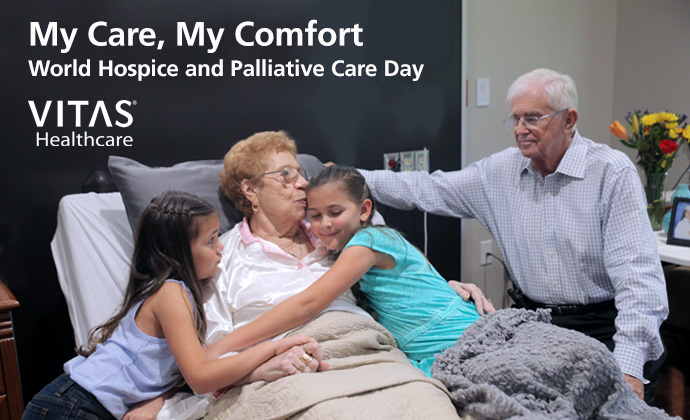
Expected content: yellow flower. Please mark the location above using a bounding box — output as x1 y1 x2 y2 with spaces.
640 113 661 126
619 110 688 177
660 111 678 122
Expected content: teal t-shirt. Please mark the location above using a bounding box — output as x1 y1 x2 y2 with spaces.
344 226 480 375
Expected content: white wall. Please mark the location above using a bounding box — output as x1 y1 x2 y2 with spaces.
463 0 618 305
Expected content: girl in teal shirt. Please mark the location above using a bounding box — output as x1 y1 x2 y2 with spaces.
230 165 484 375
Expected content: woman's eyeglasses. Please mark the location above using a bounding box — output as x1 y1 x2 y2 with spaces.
503 109 568 131
262 165 309 184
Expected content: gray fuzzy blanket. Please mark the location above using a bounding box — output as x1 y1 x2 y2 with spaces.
431 308 677 420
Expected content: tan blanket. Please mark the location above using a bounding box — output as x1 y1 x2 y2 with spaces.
205 311 463 420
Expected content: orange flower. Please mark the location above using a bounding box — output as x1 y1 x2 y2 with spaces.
609 120 628 140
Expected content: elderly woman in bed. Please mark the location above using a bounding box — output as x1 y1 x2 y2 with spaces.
202 131 371 355
203 130 488 357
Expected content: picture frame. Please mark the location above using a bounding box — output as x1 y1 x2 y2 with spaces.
667 196 690 247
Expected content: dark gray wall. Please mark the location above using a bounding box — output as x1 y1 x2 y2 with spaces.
1 1 461 401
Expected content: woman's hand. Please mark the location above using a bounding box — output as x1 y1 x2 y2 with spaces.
242 337 328 383
448 280 495 315
274 336 328 371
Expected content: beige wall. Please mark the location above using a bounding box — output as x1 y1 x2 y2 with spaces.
463 0 690 306
461 0 622 305
612 0 690 188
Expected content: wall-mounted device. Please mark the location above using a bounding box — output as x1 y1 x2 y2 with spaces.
383 152 401 171
382 148 431 255
383 148 429 172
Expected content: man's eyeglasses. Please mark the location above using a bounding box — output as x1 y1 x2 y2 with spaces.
262 165 309 184
503 109 568 131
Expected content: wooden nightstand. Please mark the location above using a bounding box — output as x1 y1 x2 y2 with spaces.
0 280 22 420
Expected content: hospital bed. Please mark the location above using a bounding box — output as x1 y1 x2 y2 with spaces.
50 155 468 420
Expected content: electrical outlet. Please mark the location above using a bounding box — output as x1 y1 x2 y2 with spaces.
400 151 415 171
415 148 429 172
480 240 492 266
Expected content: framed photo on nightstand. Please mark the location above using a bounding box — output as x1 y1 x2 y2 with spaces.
667 197 690 247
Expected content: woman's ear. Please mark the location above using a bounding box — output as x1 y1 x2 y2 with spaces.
360 199 373 223
241 179 258 205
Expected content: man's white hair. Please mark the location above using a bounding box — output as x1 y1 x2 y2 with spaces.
506 68 578 113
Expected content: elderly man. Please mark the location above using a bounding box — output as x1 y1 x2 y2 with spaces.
359 68 668 402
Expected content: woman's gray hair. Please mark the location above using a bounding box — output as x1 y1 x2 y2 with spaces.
506 68 578 131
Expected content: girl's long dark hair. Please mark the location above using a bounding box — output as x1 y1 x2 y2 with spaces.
78 191 216 356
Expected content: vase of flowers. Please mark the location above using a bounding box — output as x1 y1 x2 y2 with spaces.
610 110 690 231
644 172 667 231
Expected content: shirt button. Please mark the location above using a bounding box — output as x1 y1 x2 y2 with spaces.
546 222 552 227
545 193 551 198
553 281 558 286
297 263 304 269
549 252 554 257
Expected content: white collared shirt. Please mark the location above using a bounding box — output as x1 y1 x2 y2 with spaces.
203 218 370 351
